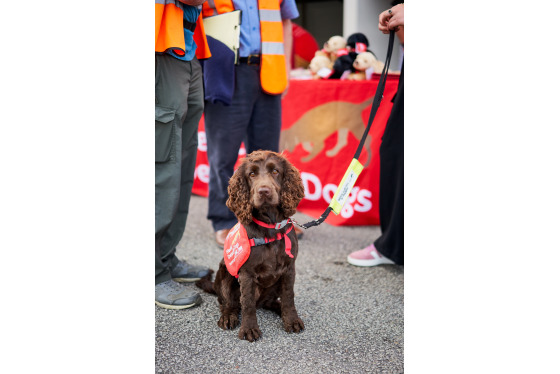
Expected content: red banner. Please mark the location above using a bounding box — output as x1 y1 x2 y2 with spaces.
193 76 400 226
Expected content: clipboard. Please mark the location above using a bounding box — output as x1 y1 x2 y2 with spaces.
202 10 242 64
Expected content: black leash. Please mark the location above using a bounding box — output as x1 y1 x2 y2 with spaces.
294 31 396 230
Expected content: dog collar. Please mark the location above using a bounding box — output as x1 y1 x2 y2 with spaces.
251 217 291 230
251 217 294 259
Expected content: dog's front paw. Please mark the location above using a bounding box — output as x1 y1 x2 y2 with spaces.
283 316 305 333
218 314 239 330
238 324 262 342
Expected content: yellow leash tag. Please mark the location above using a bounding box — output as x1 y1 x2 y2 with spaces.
329 158 364 215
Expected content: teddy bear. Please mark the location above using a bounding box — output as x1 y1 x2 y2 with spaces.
308 54 333 79
347 51 385 80
321 35 348 63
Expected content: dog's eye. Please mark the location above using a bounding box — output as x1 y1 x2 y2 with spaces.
271 169 279 176
249 172 256 178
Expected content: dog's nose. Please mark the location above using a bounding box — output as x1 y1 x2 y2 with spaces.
258 187 271 197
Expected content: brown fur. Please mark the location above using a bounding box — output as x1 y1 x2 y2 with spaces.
197 150 305 342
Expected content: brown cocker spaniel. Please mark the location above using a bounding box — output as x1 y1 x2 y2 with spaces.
197 150 306 342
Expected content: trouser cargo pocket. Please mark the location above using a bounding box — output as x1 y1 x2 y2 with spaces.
155 105 176 163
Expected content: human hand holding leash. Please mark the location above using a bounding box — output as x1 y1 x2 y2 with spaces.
379 3 404 33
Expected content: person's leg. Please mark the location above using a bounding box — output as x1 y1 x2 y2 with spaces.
155 55 207 310
244 88 282 154
373 139 403 264
158 57 210 282
374 68 404 265
205 65 261 233
157 57 200 260
155 54 190 285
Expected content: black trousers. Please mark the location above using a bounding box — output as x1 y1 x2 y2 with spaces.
374 64 404 265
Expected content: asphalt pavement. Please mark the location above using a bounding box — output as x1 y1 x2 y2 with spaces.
155 195 404 373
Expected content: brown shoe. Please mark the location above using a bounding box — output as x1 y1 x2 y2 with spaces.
294 225 304 239
215 228 231 248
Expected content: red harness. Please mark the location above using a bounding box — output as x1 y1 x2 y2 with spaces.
223 218 295 278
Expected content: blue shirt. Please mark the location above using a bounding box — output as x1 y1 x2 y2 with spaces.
232 0 299 57
167 4 201 61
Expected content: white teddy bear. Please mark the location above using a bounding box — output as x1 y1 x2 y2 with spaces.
348 51 384 80
309 54 333 79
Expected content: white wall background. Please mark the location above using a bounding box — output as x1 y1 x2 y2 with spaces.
343 0 403 71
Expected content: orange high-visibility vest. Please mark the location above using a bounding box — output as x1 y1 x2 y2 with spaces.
156 0 211 59
202 0 287 95
155 0 185 55
194 13 212 60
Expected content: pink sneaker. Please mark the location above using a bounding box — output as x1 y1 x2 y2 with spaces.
347 244 395 267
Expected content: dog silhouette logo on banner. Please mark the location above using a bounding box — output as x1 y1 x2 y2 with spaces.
280 96 374 167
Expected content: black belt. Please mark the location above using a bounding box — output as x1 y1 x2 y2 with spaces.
238 55 261 65
183 20 196 32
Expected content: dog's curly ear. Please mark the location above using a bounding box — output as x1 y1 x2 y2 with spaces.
226 161 253 226
279 157 305 218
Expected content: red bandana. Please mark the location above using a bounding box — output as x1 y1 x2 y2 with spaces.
223 219 295 278
224 222 251 278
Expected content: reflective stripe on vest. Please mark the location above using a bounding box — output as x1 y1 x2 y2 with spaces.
155 0 185 55
202 0 287 94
